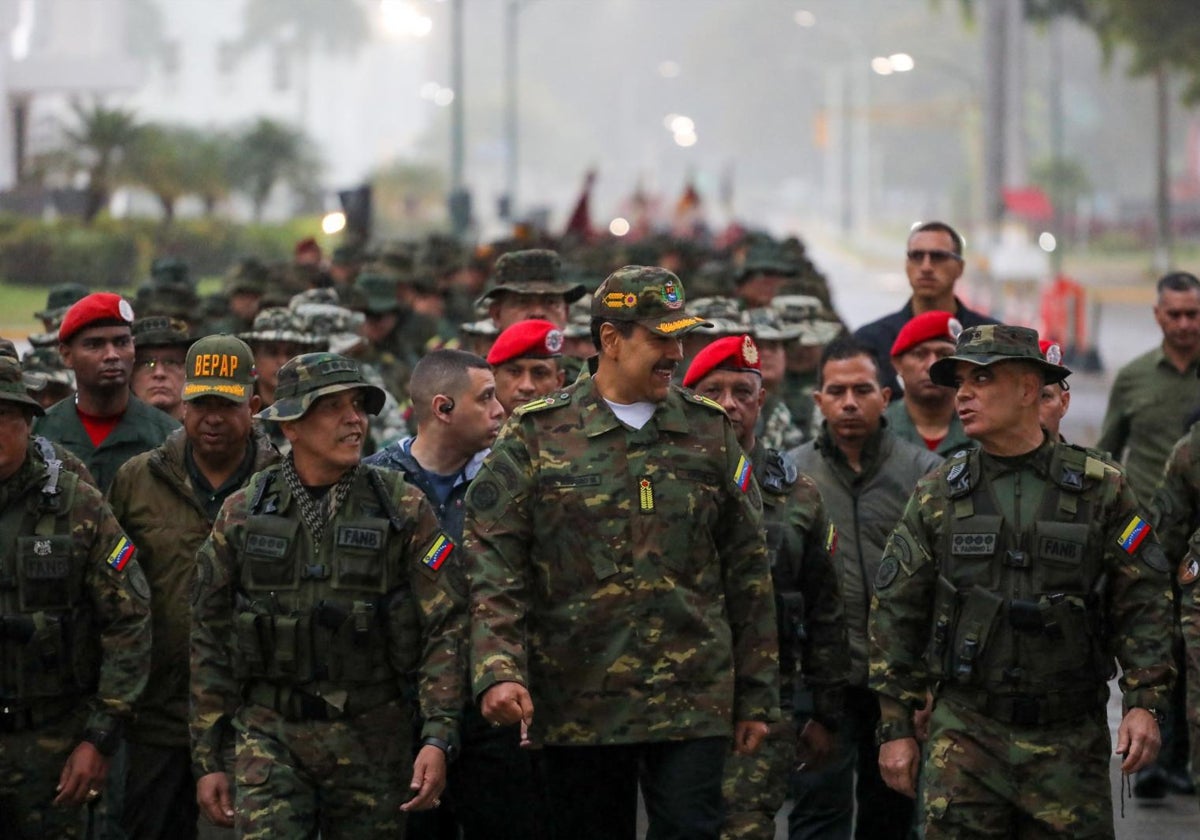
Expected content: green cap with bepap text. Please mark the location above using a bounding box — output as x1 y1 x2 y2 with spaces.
591 266 711 337
256 352 385 422
184 335 256 404
929 324 1070 387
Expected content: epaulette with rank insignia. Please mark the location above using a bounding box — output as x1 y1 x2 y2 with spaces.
514 390 572 416
687 391 727 413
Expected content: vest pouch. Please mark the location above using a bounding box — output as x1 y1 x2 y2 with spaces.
926 574 959 680
949 585 1003 686
268 615 314 683
16 536 75 612
947 515 1003 589
232 610 271 679
320 600 390 683
23 612 73 698
1033 521 1090 591
243 516 300 591
383 587 422 675
1020 594 1094 683
331 518 391 594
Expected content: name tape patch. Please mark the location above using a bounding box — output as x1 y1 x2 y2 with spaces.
245 533 290 559
951 533 996 556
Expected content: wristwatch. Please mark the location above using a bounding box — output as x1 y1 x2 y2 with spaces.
81 727 121 757
421 736 459 763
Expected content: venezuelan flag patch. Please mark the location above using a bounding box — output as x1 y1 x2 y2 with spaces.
733 455 753 493
825 523 838 555
1117 516 1150 554
106 536 135 572
422 534 454 571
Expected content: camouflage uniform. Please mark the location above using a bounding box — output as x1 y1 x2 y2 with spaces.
721 443 847 840
1149 426 1200 803
869 326 1176 838
464 267 778 839
189 354 467 839
0 382 152 837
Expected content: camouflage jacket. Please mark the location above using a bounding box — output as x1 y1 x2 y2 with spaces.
34 394 180 492
0 443 151 735
108 425 279 748
753 443 847 725
189 462 467 777
757 393 805 452
463 375 779 746
789 423 942 687
868 437 1175 736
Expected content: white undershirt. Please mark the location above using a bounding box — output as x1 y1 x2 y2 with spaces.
604 398 656 430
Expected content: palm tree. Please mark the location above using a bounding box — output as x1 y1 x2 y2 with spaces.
62 98 141 223
228 118 321 221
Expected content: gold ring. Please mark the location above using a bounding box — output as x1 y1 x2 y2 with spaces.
87 788 101 800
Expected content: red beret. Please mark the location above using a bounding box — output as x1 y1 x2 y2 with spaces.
891 311 961 357
1038 338 1064 365
487 319 564 366
295 237 321 257
683 334 762 388
59 293 135 343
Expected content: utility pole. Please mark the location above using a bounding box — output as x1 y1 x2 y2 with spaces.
982 0 1007 232
1048 16 1065 276
502 0 519 221
449 0 469 237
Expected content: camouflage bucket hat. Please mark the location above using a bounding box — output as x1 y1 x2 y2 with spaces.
35 282 90 321
929 324 1071 387
0 355 45 415
739 242 798 279
479 249 587 304
772 294 842 346
354 269 402 314
746 307 804 342
291 302 364 355
184 335 256 404
256 352 386 422
592 266 712 337
239 307 325 347
21 345 75 390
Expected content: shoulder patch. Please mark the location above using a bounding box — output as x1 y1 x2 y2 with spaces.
690 393 727 413
875 556 899 589
1179 556 1200 586
106 536 135 573
421 533 454 572
1116 515 1151 555
733 454 753 492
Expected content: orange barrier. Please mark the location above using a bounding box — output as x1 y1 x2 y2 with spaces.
1039 274 1101 371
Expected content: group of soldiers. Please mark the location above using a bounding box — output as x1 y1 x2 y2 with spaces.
0 218 1195 840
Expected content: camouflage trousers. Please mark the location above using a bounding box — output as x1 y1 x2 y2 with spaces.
232 699 413 839
922 697 1114 839
0 703 91 839
720 719 796 839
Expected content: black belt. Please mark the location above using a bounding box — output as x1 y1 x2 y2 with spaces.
941 686 1105 726
243 682 401 722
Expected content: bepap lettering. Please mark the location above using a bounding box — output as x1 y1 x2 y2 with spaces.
193 353 240 378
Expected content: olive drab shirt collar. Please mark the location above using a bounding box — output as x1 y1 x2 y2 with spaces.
976 431 1055 480
815 418 889 484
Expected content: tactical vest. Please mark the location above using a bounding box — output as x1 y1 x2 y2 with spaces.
0 438 92 705
232 468 420 717
925 445 1114 720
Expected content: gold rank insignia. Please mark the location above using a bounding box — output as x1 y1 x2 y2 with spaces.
639 477 655 513
742 335 759 365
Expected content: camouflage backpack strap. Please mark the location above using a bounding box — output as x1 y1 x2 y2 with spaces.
1048 443 1091 518
758 448 798 497
945 449 977 519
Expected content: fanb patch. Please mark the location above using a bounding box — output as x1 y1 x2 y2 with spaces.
952 533 996 556
1117 516 1150 554
24 555 68 579
876 556 899 589
1039 536 1082 563
106 536 135 572
336 527 383 550
639 477 655 513
422 534 454 572
1180 556 1200 586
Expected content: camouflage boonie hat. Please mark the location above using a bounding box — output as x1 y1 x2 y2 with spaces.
772 294 842 346
929 324 1071 387
224 257 269 296
739 242 798 279
592 266 711 337
132 316 191 347
21 345 74 391
746 307 804 342
291 302 362 355
256 352 386 422
354 268 402 314
460 318 500 338
36 282 90 322
479 249 586 304
0 353 45 415
184 335 256 404
239 307 324 348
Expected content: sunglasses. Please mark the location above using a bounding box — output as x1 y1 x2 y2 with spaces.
907 249 963 264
